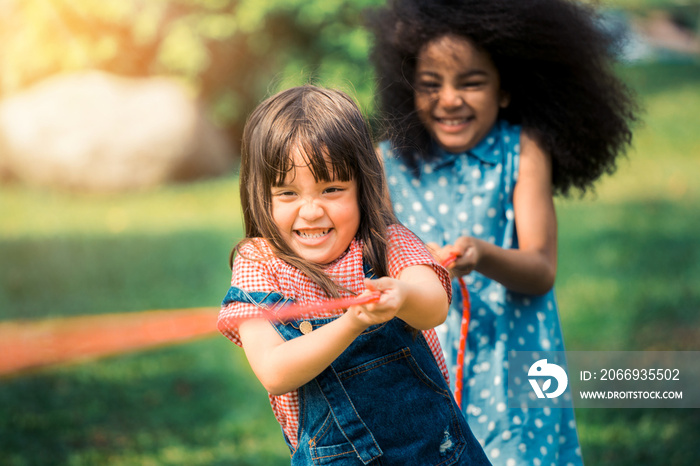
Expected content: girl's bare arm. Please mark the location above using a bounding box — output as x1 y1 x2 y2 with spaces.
238 311 368 396
238 265 449 395
364 264 449 330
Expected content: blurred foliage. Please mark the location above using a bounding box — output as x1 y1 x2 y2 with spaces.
1 0 698 152
0 0 383 150
602 0 700 10
605 0 700 33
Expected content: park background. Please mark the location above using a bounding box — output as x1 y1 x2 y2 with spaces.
1 0 699 464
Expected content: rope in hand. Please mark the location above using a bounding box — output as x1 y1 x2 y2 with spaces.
441 253 471 409
236 252 470 408
261 291 381 322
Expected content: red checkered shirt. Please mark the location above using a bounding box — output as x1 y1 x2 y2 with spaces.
218 224 452 450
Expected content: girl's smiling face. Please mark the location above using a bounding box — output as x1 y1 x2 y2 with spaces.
414 34 509 154
271 146 360 265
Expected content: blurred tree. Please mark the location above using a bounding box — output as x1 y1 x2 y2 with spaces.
0 0 383 155
5 0 688 153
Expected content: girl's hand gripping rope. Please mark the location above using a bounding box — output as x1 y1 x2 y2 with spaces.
346 278 409 328
265 291 382 323
428 238 481 278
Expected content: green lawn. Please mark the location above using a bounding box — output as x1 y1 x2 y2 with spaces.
0 177 293 465
2 62 700 465
556 62 700 466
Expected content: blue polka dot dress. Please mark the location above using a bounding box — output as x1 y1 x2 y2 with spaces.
380 120 584 465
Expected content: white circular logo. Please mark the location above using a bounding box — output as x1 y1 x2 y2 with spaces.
528 359 568 398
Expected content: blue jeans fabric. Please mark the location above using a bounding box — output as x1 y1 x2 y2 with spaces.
274 317 490 465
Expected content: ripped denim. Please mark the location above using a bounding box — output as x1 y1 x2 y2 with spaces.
274 317 491 466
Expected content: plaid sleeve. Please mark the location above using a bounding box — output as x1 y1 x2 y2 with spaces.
386 224 452 303
422 328 451 385
217 240 280 347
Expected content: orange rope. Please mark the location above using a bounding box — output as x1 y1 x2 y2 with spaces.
441 253 471 409
264 292 381 322
454 276 471 409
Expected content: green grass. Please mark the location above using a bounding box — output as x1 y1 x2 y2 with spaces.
0 177 242 319
557 200 700 351
555 62 700 466
0 176 292 465
2 62 700 465
0 339 290 466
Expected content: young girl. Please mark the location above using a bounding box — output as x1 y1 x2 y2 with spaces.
368 0 638 464
218 85 491 465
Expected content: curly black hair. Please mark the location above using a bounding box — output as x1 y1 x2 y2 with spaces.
367 0 639 196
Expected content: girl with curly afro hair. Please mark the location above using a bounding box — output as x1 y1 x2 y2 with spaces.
368 0 638 464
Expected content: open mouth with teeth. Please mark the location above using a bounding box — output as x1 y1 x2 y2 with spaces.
295 229 331 239
435 116 473 126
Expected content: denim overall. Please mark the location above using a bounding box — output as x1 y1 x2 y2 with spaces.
274 316 490 466
222 269 490 465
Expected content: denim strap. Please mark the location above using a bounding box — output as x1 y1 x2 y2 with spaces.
314 365 383 464
221 286 286 308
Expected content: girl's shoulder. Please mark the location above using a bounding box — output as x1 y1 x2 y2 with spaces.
486 119 522 150
496 119 521 140
234 238 276 264
386 224 452 300
386 223 419 243
227 239 284 304
385 224 433 263
467 119 523 168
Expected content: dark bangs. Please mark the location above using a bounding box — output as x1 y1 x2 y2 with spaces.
266 97 364 188
268 135 357 188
